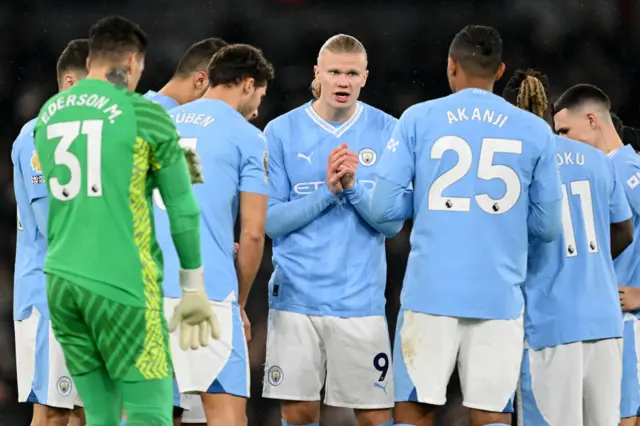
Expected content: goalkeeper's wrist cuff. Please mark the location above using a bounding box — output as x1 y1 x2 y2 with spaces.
179 266 204 292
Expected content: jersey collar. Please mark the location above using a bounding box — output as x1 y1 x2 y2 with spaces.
304 101 363 138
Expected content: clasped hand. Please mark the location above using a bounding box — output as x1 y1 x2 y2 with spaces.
326 144 359 195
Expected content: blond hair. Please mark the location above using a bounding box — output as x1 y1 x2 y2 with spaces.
311 34 367 99
517 75 548 118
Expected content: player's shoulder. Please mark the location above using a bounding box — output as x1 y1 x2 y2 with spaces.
359 101 398 128
554 134 601 157
610 144 640 169
398 99 438 124
264 101 314 134
131 92 174 125
11 118 37 161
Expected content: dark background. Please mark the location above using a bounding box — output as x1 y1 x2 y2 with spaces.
1 0 639 424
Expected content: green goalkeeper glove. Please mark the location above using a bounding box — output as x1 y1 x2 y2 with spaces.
184 148 204 184
169 267 220 350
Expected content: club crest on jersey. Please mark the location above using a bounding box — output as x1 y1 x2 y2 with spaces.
358 148 377 167
267 366 283 386
30 150 41 173
263 152 269 182
57 376 72 396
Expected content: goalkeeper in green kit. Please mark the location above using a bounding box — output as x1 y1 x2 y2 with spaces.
33 16 218 426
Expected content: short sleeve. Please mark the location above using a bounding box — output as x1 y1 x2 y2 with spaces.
239 130 269 195
615 151 640 215
375 110 416 187
264 121 291 203
529 133 563 204
609 158 632 223
14 123 48 203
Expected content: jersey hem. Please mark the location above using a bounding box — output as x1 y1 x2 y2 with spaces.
268 302 385 318
400 304 523 321
44 266 148 309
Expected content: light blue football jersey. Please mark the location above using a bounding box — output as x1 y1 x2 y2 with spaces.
154 99 268 300
524 135 629 350
265 101 401 317
143 90 179 111
374 88 563 320
610 145 640 318
12 118 49 320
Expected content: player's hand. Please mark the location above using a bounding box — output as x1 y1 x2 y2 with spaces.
619 286 640 311
184 148 204 184
337 145 358 190
170 267 221 350
326 144 351 194
240 306 251 343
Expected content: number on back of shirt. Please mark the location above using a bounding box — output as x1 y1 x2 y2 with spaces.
561 180 598 257
46 120 103 200
153 137 198 211
428 136 522 214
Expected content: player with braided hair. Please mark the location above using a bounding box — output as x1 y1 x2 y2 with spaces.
506 71 632 425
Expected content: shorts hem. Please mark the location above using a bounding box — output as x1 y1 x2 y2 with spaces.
29 399 77 410
394 397 446 406
324 400 393 409
262 392 320 402
463 401 507 412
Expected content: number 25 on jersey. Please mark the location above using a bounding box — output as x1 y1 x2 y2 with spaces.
46 120 103 200
428 136 522 214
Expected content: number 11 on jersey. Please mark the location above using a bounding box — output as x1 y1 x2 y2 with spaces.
561 180 598 257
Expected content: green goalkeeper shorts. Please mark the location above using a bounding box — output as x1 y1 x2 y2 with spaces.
46 273 172 382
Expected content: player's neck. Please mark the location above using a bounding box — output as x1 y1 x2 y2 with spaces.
158 79 191 105
600 126 624 154
86 66 129 89
200 86 242 112
312 99 357 123
454 77 494 93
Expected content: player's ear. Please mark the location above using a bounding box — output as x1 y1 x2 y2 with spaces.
587 112 598 129
495 62 506 81
193 70 207 91
447 57 456 78
243 77 255 94
63 74 76 88
361 70 369 88
313 65 320 80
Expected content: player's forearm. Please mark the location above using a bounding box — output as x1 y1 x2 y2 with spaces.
236 230 265 307
369 176 414 227
155 159 202 270
31 197 48 238
344 180 405 238
528 200 562 243
265 186 339 238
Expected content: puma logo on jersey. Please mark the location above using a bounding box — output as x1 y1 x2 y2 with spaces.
298 152 313 164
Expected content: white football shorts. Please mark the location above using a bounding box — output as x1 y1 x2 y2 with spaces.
15 308 82 409
518 338 622 426
393 309 522 412
163 297 250 398
262 309 394 409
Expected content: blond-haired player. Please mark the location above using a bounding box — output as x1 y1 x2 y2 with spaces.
262 34 409 426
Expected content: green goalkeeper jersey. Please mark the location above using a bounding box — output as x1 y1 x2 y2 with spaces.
34 78 198 308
